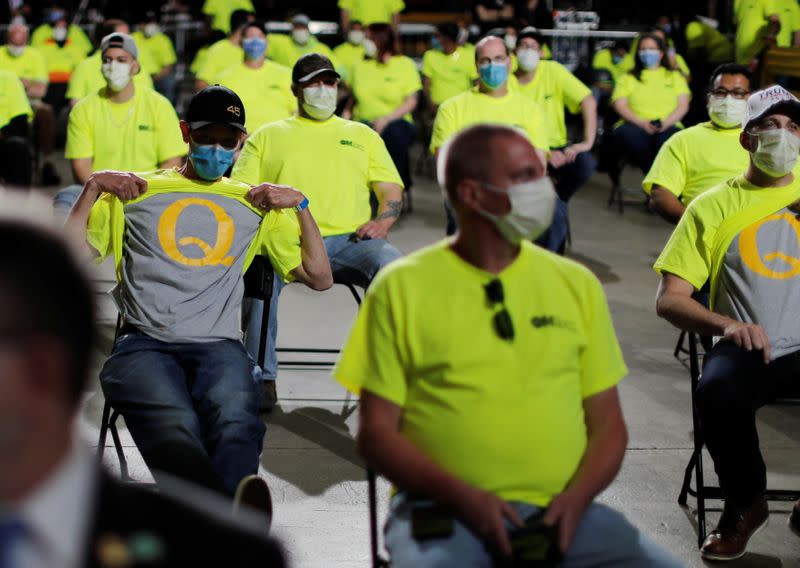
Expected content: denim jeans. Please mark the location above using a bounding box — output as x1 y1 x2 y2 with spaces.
550 146 597 202
612 122 680 173
241 233 402 378
385 494 684 568
100 330 266 496
53 183 82 222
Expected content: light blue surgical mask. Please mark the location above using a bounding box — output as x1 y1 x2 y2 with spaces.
639 49 661 69
479 62 508 90
431 36 443 51
189 143 237 180
242 37 267 60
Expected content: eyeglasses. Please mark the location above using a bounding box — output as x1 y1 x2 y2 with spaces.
484 279 514 341
709 88 750 99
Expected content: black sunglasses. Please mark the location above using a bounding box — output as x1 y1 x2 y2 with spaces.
484 279 514 341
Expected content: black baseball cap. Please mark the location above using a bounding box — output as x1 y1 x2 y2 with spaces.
292 53 341 84
185 85 246 133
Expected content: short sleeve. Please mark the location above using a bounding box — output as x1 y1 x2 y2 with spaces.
202 0 216 16
557 64 591 113
524 100 550 153
66 60 89 100
653 204 712 289
367 129 404 187
2 73 32 126
674 72 691 96
392 0 405 11
421 50 434 79
334 281 408 406
402 57 422 97
642 134 686 197
579 275 628 398
31 49 49 82
64 102 94 159
338 0 352 9
611 74 633 102
430 99 455 153
154 98 188 163
159 35 178 66
87 194 114 260
230 131 265 186
256 209 302 282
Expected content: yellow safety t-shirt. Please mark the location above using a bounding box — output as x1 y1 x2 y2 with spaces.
202 0 255 34
332 41 365 83
775 0 800 46
195 39 243 84
38 39 85 83
734 0 778 63
612 67 690 123
334 239 627 507
67 52 154 102
31 23 92 55
351 55 421 122
0 46 48 82
591 49 626 82
266 34 340 72
685 21 735 62
132 31 178 72
337 0 405 25
0 70 33 128
421 46 478 106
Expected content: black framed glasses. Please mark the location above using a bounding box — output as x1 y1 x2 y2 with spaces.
484 279 514 341
709 88 750 99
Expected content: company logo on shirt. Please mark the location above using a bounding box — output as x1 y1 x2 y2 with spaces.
157 198 235 267
531 315 575 331
138 124 153 131
340 139 365 151
739 212 800 280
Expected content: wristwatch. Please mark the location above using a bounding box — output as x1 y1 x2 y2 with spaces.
294 197 309 212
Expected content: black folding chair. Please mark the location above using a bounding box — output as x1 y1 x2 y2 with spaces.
677 331 800 548
368 468 390 568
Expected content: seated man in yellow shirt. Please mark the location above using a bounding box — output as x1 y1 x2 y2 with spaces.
645 64 753 224
214 20 296 134
267 14 339 71
333 20 366 86
232 54 403 409
421 23 478 116
339 0 404 34
0 69 34 188
194 9 254 90
133 11 179 103
654 85 800 560
37 12 86 115
53 33 186 218
335 123 683 568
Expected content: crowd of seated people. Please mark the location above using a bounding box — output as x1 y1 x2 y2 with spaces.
1 1 799 565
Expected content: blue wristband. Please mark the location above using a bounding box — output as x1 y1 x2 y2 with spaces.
294 197 309 212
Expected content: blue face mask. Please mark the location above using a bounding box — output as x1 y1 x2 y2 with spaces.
242 37 267 60
190 143 237 181
431 36 443 51
479 62 508 90
639 50 661 69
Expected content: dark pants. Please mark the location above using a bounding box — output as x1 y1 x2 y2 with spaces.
550 146 597 202
0 136 33 188
697 342 800 508
612 122 679 173
380 119 416 190
100 331 266 496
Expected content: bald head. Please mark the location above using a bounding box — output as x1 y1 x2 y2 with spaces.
8 23 29 46
475 35 508 63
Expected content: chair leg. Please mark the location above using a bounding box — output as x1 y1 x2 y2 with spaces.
695 446 707 548
97 400 111 461
678 450 697 506
109 410 130 481
367 467 382 568
673 330 687 360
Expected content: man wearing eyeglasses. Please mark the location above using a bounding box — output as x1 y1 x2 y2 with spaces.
644 64 753 225
335 124 682 567
65 85 332 505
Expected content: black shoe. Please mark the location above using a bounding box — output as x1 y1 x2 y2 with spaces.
233 475 272 533
259 380 277 413
41 162 61 186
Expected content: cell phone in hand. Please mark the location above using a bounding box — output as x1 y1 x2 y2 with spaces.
650 119 663 128
508 509 563 567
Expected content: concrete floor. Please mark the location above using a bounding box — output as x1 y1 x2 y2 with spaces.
45 162 799 567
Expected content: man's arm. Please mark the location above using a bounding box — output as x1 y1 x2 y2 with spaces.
562 95 597 163
246 183 333 291
358 390 524 558
70 158 93 185
649 186 685 224
25 80 47 99
543 386 626 553
356 181 403 240
655 272 771 361
372 93 419 135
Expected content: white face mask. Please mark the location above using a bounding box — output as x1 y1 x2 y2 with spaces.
478 177 558 245
750 128 800 177
7 45 25 57
302 84 338 121
708 95 747 129
363 38 377 58
101 60 132 92
52 26 67 42
143 23 159 38
348 29 364 45
504 34 517 51
292 28 310 45
516 48 540 72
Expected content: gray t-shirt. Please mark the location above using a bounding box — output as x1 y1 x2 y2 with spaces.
716 207 800 359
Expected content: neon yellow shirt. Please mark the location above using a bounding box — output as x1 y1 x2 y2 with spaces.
332 41 365 83
67 52 154 102
643 122 749 205
213 61 296 133
266 34 340 72
334 239 627 506
430 88 549 154
37 39 85 83
31 24 92 55
351 55 421 122
202 0 255 34
65 87 186 171
421 47 478 106
337 0 405 25
232 115 403 236
509 60 591 149
734 0 778 63
612 67 690 123
591 49 626 82
0 46 48 82
132 31 178 71
0 70 32 128
775 0 800 46
195 39 243 84
685 21 734 62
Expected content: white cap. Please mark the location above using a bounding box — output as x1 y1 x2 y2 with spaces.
743 85 800 129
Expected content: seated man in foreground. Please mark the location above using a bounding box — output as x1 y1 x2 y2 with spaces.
655 85 800 561
66 86 332 501
334 124 682 567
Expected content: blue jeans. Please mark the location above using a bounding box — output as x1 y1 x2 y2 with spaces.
99 330 266 495
241 233 402 378
612 122 679 173
53 183 82 222
550 146 597 202
385 494 684 568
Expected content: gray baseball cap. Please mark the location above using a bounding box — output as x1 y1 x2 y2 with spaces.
100 32 138 59
291 14 310 27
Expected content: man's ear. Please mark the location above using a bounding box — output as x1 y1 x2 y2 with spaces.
740 130 755 152
457 179 482 211
291 83 302 98
179 121 191 144
131 60 140 76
